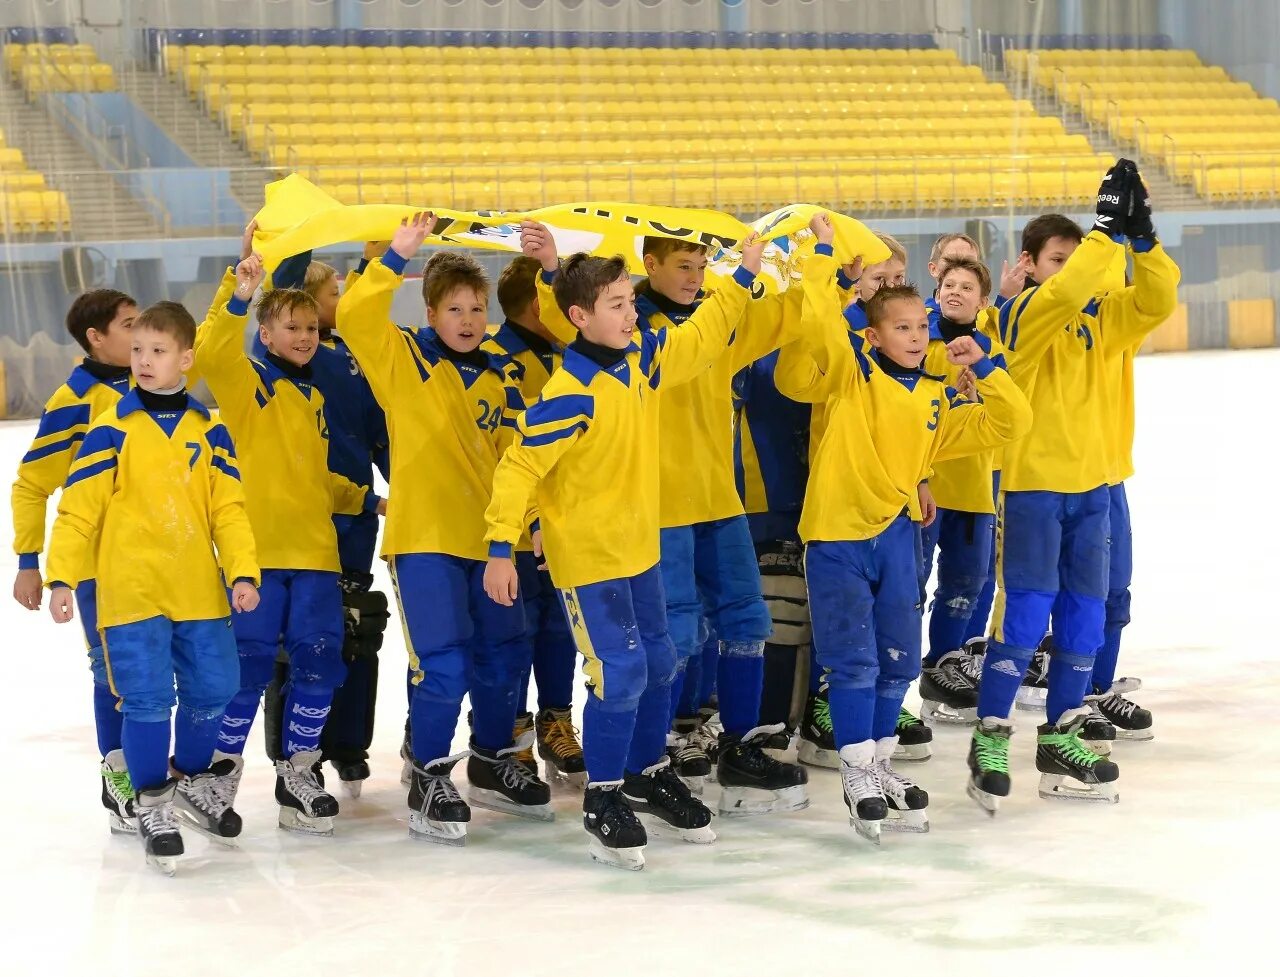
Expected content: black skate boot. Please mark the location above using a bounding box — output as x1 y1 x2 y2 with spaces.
408 753 470 845
1015 635 1052 711
622 756 715 844
967 716 1013 816
536 707 586 787
399 728 413 787
893 708 933 761
838 740 887 844
1079 713 1117 756
135 781 184 876
275 749 340 836
100 749 137 835
1036 707 1120 803
467 738 554 822
963 636 988 660
717 725 809 817
174 755 243 843
876 737 929 833
798 689 838 768
919 649 980 725
1087 679 1154 741
513 711 538 775
583 782 647 870
329 757 371 799
667 716 712 792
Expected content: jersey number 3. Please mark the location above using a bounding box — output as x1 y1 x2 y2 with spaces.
926 399 941 431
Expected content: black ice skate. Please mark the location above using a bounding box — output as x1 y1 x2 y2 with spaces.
537 707 586 787
174 754 243 843
622 756 715 844
839 740 887 844
876 737 929 833
1036 707 1120 803
667 716 712 792
1087 679 1154 741
275 749 340 835
1079 713 1117 756
100 749 137 835
967 716 1013 816
513 711 538 775
798 690 838 769
919 649 980 725
893 708 933 761
329 758 371 799
583 782 647 871
1015 635 1052 711
135 781 183 876
408 753 470 845
717 724 809 817
399 729 413 787
467 736 554 822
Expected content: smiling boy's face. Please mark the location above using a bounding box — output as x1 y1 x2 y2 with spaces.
259 306 321 368
428 285 489 353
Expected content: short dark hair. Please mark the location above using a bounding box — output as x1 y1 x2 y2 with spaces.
937 256 993 298
642 237 708 262
422 251 490 310
496 255 541 320
134 301 196 350
65 289 136 353
256 288 319 326
865 282 925 328
1021 214 1084 261
552 253 630 320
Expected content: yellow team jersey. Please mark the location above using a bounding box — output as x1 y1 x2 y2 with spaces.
536 269 781 528
336 254 524 562
1104 327 1145 485
996 232 1180 494
777 250 1032 543
45 389 259 627
921 307 1011 515
482 319 563 402
11 361 131 577
194 288 374 572
488 265 760 588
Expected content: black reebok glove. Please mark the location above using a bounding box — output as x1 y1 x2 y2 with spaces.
1126 167 1155 240
1092 158 1135 237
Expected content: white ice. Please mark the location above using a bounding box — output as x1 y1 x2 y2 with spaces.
2 349 1277 977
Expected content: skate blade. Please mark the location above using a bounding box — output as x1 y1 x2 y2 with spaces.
718 783 810 818
637 812 717 845
1114 728 1154 742
408 813 467 845
1014 687 1047 711
966 782 1001 817
400 760 413 787
921 701 977 726
677 774 707 796
882 809 930 834
468 788 556 823
588 836 645 871
146 853 179 876
278 808 336 836
544 761 587 790
849 817 882 845
340 780 364 800
1037 774 1119 804
108 812 138 836
796 741 840 769
892 743 933 762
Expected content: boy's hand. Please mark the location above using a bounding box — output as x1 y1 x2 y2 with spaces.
917 482 936 528
363 239 391 261
239 219 258 261
376 498 388 517
998 253 1033 299
234 253 265 301
520 220 559 273
231 581 259 613
954 366 978 402
1126 164 1155 239
13 568 42 610
389 211 436 261
49 585 75 624
739 232 764 276
946 335 985 367
1092 159 1135 236
483 557 519 607
532 529 546 571
841 256 864 284
809 212 835 247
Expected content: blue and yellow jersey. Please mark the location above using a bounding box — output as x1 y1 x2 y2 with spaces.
11 360 131 576
778 249 1031 543
195 288 376 572
482 318 563 405
536 268 781 528
488 265 759 589
45 389 259 627
996 232 1180 493
336 252 523 562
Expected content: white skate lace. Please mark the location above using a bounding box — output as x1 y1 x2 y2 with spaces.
841 759 884 803
491 754 541 791
1103 694 1139 719
139 801 180 835
670 734 707 765
876 759 917 800
283 766 329 809
958 653 983 683
688 722 719 758
420 772 464 812
181 774 228 816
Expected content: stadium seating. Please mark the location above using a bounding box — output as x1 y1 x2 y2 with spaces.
5 42 117 93
0 125 70 233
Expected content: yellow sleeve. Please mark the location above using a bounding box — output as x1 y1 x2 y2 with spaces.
534 270 578 347
996 231 1121 366
44 424 121 590
193 289 260 431
484 388 592 557
330 472 373 516
933 363 1033 463
187 267 238 390
335 254 421 407
498 372 527 458
729 290 796 372
11 389 92 562
206 422 259 586
774 252 855 403
653 269 753 387
1096 242 1181 353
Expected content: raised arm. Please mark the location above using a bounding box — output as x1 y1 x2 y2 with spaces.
193 254 266 429
522 221 578 347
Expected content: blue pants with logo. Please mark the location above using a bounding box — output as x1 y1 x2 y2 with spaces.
558 563 677 783
981 487 1111 724
805 515 923 746
920 507 996 665
516 551 577 714
1091 482 1133 693
76 579 124 757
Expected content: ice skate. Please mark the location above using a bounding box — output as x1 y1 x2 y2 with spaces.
667 716 711 793
717 724 809 817
1037 707 1120 803
1079 713 1117 756
100 749 137 835
399 730 413 786
407 753 470 845
173 755 243 844
467 734 554 822
512 711 538 775
893 708 933 761
797 690 839 769
839 741 886 844
622 756 716 844
1015 636 1051 711
876 737 929 833
919 649 980 725
967 716 1013 816
536 707 586 787
1087 681 1154 741
963 636 988 661
688 711 722 783
275 749 340 835
135 782 183 876
583 782 646 870
331 759 369 799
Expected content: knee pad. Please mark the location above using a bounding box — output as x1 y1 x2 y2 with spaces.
236 644 279 694
1049 646 1095 671
288 635 348 692
824 661 878 691
758 547 811 646
998 588 1058 651
87 644 109 688
879 643 922 685
1052 590 1106 657
413 650 469 705
343 589 390 662
1105 587 1132 631
602 650 650 705
119 690 175 725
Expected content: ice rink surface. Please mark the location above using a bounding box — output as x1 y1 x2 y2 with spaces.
2 349 1276 977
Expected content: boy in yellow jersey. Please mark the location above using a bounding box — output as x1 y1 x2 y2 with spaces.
779 214 1031 843
485 240 763 869
521 222 808 816
45 301 259 875
199 254 382 837
11 289 138 833
337 214 549 845
970 160 1179 811
481 255 584 785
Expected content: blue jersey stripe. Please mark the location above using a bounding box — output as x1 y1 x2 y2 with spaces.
21 431 85 464
64 456 117 489
35 403 91 438
210 455 240 480
525 393 595 427
521 420 588 448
